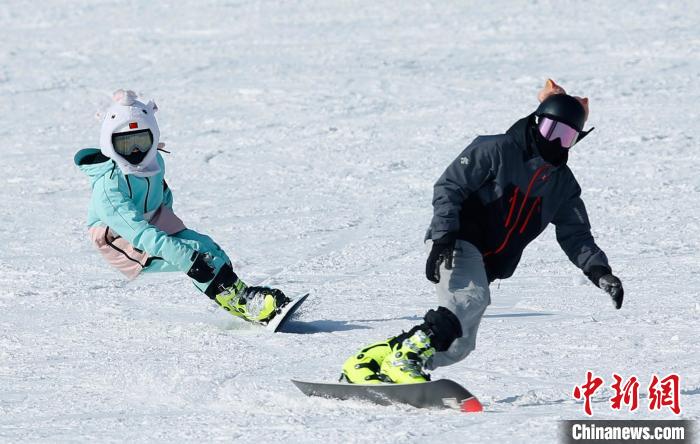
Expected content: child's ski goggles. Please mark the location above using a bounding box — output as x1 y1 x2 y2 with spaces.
112 129 154 156
538 117 579 148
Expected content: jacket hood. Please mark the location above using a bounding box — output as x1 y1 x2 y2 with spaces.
75 148 115 186
506 114 538 158
98 89 161 177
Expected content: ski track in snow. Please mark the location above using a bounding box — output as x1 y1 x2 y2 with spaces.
1 1 698 442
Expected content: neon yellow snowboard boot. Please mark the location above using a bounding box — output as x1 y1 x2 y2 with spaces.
379 330 435 383
215 283 290 324
341 339 393 384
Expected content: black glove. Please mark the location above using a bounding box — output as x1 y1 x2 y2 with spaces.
187 252 216 283
599 274 624 309
425 236 456 284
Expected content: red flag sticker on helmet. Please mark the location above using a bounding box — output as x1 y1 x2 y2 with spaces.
129 122 138 129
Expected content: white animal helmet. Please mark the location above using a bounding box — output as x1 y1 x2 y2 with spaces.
99 89 161 176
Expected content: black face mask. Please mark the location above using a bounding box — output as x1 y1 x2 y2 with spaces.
120 149 150 165
531 123 569 167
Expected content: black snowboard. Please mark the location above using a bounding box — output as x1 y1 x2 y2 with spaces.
291 378 483 412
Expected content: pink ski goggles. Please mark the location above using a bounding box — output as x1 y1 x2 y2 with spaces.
538 117 580 148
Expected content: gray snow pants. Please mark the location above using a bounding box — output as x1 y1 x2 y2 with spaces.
425 240 491 370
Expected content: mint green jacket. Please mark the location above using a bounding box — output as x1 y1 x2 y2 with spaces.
74 148 196 272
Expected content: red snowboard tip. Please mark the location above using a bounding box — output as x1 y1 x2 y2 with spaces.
460 397 483 413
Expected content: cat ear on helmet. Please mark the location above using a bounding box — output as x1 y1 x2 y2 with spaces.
112 89 138 106
574 96 590 122
538 78 567 103
146 100 158 112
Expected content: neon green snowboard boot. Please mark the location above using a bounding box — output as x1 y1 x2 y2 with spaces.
215 283 290 324
379 330 435 383
341 339 393 384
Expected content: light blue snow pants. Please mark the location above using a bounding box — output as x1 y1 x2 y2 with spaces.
142 228 231 293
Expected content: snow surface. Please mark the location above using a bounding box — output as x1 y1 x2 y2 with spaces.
1 1 698 442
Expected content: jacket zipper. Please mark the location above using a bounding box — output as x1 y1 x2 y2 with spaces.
144 177 151 213
126 176 133 198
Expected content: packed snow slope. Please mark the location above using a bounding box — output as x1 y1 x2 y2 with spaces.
1 1 698 442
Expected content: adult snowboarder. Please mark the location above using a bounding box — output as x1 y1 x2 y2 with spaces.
74 89 289 323
342 80 624 384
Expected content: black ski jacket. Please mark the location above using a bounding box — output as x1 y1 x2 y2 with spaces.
426 115 611 284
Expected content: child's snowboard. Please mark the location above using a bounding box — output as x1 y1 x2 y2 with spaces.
291 378 483 412
267 293 309 333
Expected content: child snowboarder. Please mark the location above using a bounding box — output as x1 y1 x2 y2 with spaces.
74 89 289 323
342 80 625 384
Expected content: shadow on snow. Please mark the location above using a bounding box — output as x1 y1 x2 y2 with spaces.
280 319 372 334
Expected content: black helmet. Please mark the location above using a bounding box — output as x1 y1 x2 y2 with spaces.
535 94 586 132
